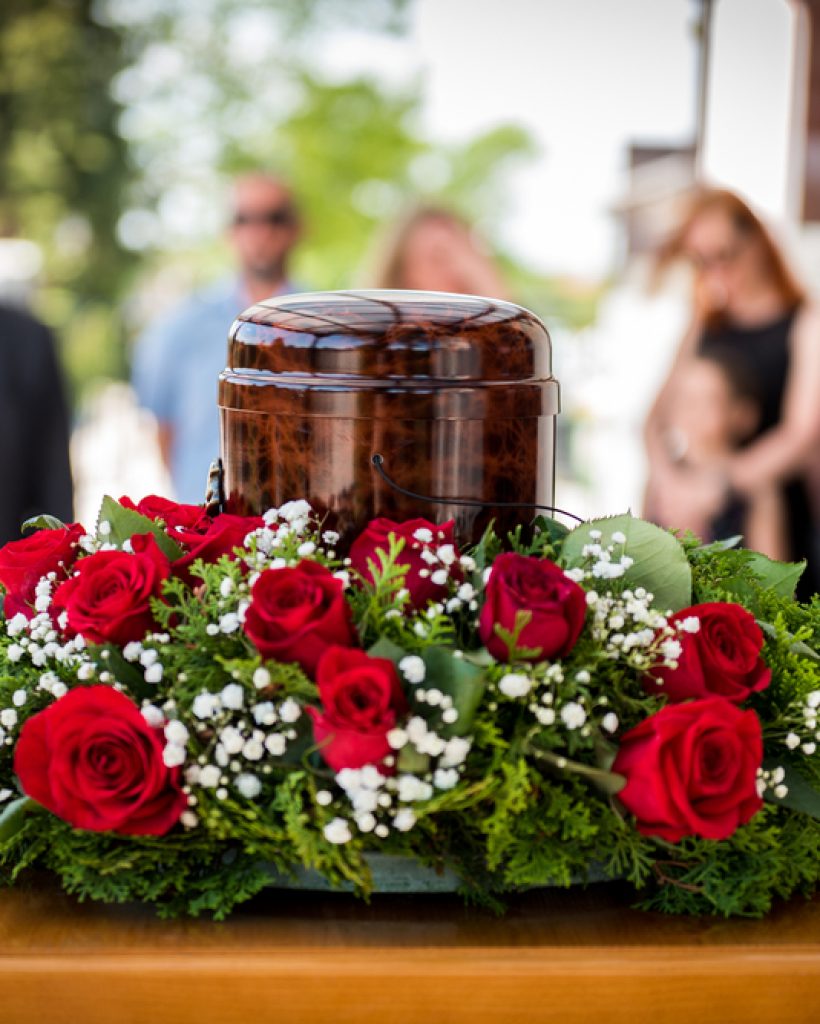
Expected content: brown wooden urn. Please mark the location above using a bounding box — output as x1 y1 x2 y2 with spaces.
218 290 559 549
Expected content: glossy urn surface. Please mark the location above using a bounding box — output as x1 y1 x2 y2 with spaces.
218 290 559 549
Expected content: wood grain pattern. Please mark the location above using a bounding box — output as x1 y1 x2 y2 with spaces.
0 880 818 1023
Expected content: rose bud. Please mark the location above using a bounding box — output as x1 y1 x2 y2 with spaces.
307 646 408 772
645 603 770 705
479 552 586 662
243 561 356 678
349 518 460 611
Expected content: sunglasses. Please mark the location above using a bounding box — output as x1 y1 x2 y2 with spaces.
232 206 297 229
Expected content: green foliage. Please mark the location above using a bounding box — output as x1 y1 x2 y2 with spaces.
562 513 692 612
764 759 820 820
0 0 136 390
96 495 184 560
695 544 806 614
20 514 67 533
418 646 486 738
368 638 486 738
0 502 818 919
637 809 820 917
0 796 36 842
1 0 600 408
0 816 274 920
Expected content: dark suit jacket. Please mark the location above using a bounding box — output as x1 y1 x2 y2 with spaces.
0 305 73 544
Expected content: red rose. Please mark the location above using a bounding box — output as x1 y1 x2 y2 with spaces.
244 561 355 677
51 533 170 645
172 513 264 582
645 603 771 704
0 524 84 619
14 685 186 835
349 518 460 611
612 697 763 842
479 552 586 662
307 646 408 771
119 494 211 541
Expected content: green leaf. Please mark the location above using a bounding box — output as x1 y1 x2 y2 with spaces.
562 513 692 612
763 759 820 820
491 610 542 661
397 746 430 774
757 620 820 663
720 555 805 617
102 644 157 701
366 637 408 664
691 535 743 555
0 796 39 842
421 646 486 737
532 514 570 546
462 647 493 668
466 521 502 575
367 639 487 738
96 495 184 561
526 742 626 796
745 552 805 600
21 514 67 534
594 735 619 773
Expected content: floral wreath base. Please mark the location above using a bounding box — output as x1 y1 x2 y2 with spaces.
0 495 818 920
266 852 463 893
262 853 616 894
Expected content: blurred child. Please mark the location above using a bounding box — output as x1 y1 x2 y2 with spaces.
661 350 787 560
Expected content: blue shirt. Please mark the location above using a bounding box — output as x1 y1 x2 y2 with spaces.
132 277 296 504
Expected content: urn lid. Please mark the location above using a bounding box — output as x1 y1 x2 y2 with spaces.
228 289 552 382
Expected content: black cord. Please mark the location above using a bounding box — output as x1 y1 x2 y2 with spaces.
371 453 584 524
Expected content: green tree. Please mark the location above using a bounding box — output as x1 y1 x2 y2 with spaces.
0 0 135 387
1 0 596 405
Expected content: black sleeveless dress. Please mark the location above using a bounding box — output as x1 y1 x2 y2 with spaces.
699 307 818 599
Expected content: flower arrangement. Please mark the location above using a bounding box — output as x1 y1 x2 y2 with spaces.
0 495 818 919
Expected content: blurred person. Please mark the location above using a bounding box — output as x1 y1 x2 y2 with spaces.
644 187 820 597
0 304 73 544
132 173 303 503
659 350 787 561
369 205 509 298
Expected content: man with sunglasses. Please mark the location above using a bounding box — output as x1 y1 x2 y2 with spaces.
132 173 303 503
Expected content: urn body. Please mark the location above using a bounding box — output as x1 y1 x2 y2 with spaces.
218 290 559 547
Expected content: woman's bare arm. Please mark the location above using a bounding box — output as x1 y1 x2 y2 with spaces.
744 485 789 562
730 303 820 494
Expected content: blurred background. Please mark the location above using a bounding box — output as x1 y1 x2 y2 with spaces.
2 0 818 526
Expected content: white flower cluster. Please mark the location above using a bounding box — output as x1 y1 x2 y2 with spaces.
241 500 322 571
563 529 701 674
492 659 620 741
784 690 820 757
77 526 117 555
170 682 304 823
1 607 95 741
122 636 174 684
563 529 634 583
587 588 696 672
756 764 789 800
522 664 611 737
397 656 461 727
321 727 473 845
406 527 478 612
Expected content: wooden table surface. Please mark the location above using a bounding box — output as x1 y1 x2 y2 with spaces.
0 878 818 1023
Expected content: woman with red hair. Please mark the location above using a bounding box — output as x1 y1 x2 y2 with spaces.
644 188 820 596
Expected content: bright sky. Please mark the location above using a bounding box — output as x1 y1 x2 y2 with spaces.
415 0 696 277
326 0 797 279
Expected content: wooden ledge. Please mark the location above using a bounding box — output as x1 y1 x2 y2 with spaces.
1 880 818 1023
